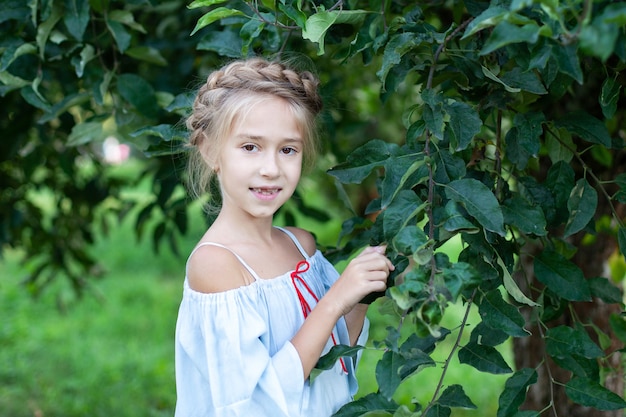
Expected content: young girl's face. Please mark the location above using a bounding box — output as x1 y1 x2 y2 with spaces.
215 96 304 220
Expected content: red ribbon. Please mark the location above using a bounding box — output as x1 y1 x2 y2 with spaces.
290 260 347 374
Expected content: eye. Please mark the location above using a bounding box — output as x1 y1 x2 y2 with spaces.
242 144 258 152
280 146 298 155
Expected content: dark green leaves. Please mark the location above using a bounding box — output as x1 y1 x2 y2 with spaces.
497 368 538 417
327 140 400 184
63 0 90 41
478 290 529 338
458 341 512 374
565 378 626 410
534 250 591 302
563 179 598 238
554 112 612 148
116 74 160 119
546 326 603 360
444 179 505 236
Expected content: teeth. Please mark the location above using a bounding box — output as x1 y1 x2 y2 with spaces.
253 188 277 194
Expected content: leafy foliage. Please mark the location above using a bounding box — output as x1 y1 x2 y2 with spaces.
2 0 626 415
186 0 626 415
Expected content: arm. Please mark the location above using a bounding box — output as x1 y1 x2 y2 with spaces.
291 246 394 379
344 304 369 346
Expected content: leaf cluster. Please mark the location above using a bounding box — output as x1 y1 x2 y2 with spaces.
187 0 626 415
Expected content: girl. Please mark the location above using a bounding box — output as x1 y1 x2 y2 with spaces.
175 57 394 417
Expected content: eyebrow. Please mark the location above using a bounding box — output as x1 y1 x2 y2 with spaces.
235 133 303 143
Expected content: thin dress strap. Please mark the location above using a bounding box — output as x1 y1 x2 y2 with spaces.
274 227 310 259
186 242 261 281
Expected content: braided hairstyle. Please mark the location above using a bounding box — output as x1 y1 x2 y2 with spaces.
186 57 323 207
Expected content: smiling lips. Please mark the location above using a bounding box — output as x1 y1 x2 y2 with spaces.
250 187 282 200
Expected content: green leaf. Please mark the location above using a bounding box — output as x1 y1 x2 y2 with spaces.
328 140 399 184
36 4 62 59
438 384 476 409
315 344 364 371
482 66 521 93
501 194 547 236
545 128 574 163
108 9 146 34
444 100 482 151
618 227 626 260
545 325 604 359
132 124 186 141
497 368 538 417
609 313 626 344
554 112 611 148
497 255 539 307
377 32 423 89
0 42 37 72
444 179 505 236
432 150 466 184
471 322 508 347
588 277 623 305
197 29 243 58
376 349 434 400
125 46 167 66
552 43 583 84
117 73 159 119
381 153 427 209
188 0 230 8
443 201 479 234
565 377 626 410
38 92 90 124
302 10 368 55
391 225 429 256
67 121 106 146
72 44 95 77
190 7 246 36
600 77 621 120
20 86 51 112
458 341 512 374
333 393 399 417
463 6 508 38
63 0 90 41
302 10 338 55
422 89 445 139
479 290 529 337
383 190 427 242
563 178 598 238
442 262 480 300
480 21 540 56
579 12 620 62
423 404 451 417
534 250 591 301
106 18 131 53
500 67 547 95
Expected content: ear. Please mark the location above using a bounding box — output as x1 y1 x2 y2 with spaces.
198 139 218 171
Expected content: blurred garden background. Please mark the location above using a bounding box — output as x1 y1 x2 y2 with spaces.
0 157 509 416
2 0 626 416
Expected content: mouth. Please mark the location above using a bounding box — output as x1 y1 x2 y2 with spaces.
250 187 282 199
251 187 281 194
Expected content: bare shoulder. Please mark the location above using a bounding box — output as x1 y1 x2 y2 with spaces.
283 227 318 257
186 244 252 293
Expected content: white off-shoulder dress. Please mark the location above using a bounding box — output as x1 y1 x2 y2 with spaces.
174 227 369 417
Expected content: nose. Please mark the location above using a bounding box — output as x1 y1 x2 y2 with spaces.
259 152 280 177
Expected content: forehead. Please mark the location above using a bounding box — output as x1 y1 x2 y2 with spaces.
230 96 304 138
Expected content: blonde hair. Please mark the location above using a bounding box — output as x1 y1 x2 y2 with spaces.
185 57 323 208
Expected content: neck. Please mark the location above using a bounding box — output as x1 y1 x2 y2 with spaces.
210 210 276 245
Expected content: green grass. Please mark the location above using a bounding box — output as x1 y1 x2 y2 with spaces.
0 214 193 417
1 184 506 417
